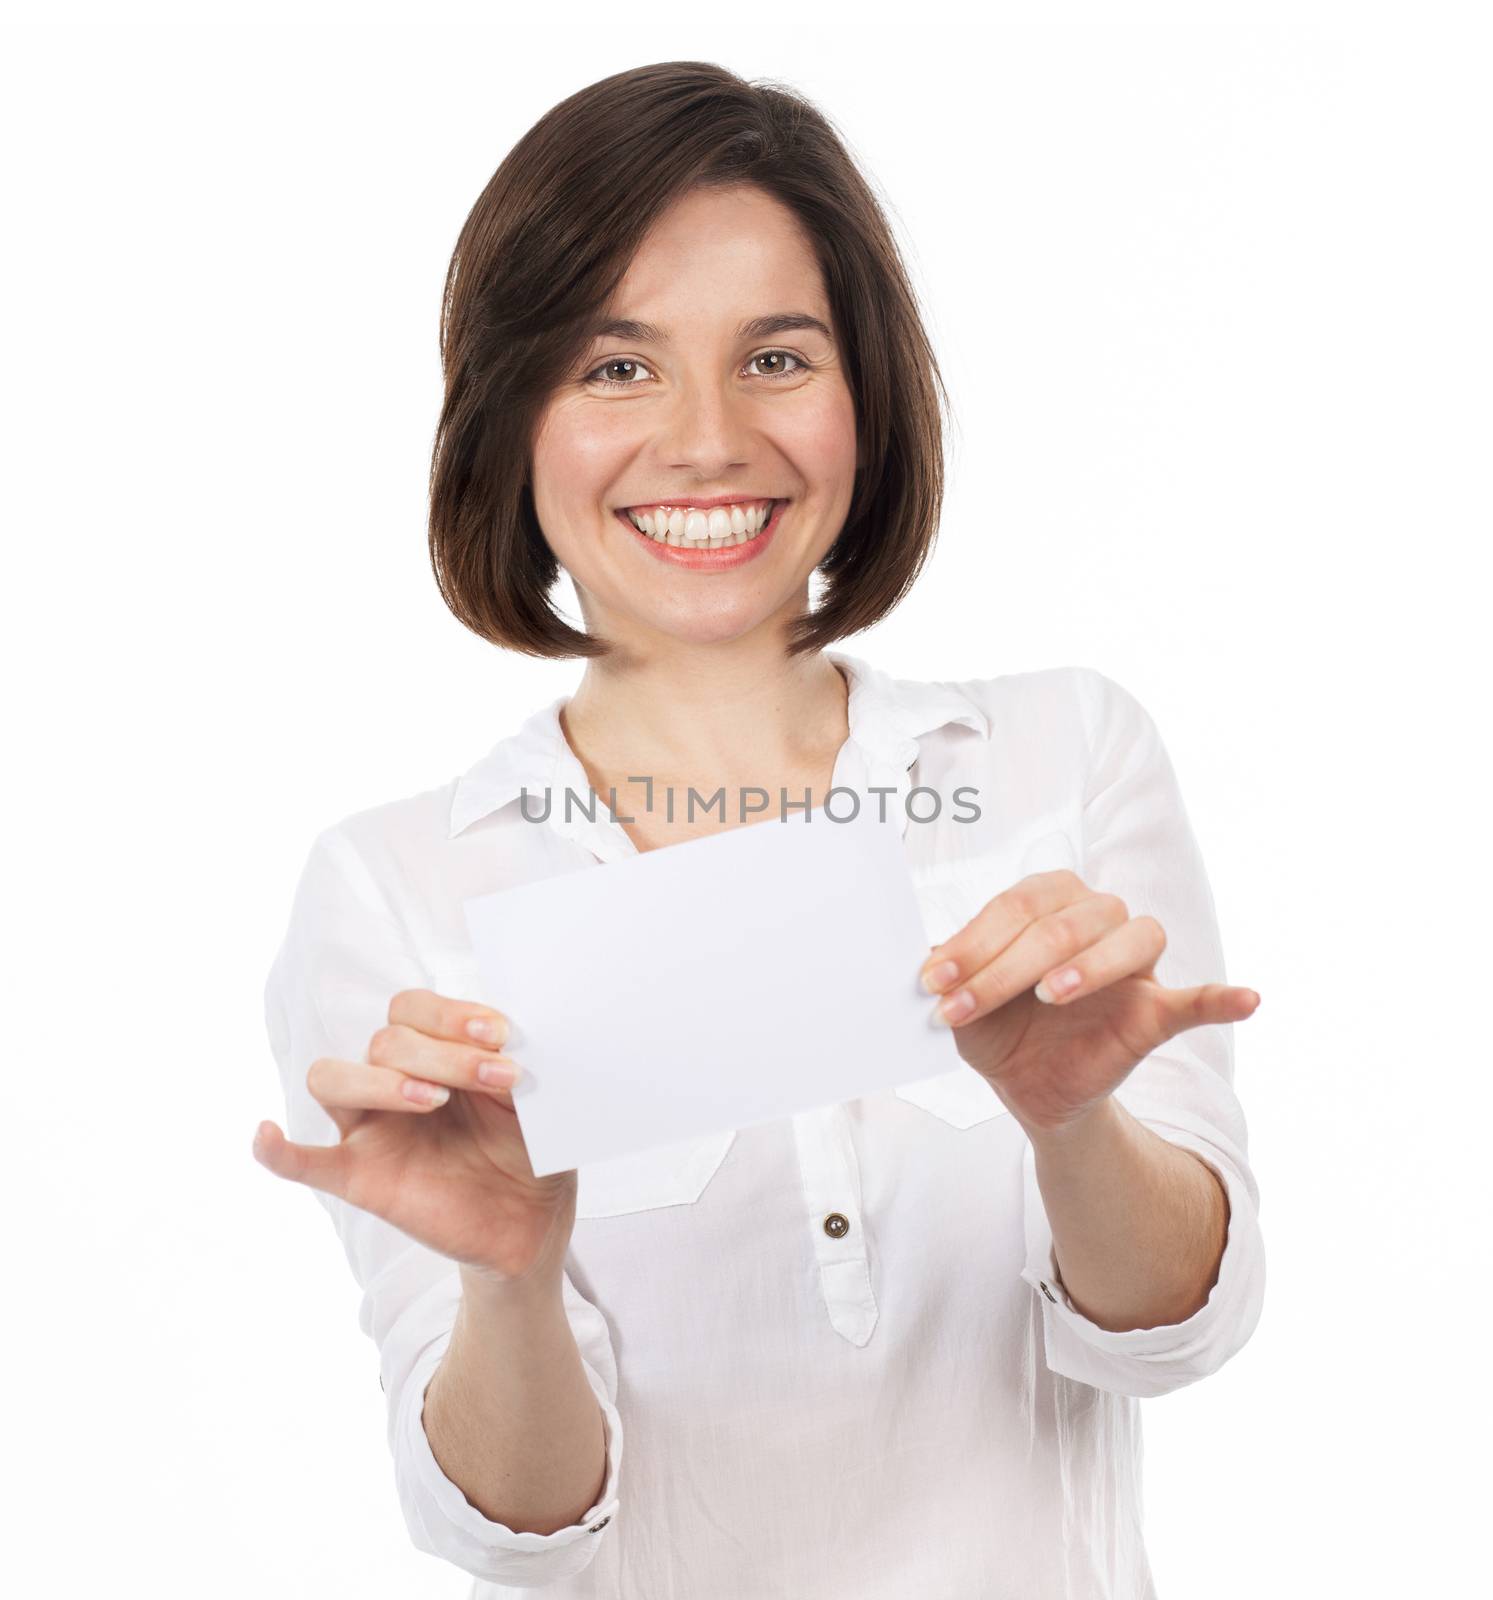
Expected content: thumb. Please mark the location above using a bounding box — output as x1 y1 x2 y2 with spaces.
1158 983 1262 1044
252 1120 352 1200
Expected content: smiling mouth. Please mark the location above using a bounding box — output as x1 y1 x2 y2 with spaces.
619 499 781 550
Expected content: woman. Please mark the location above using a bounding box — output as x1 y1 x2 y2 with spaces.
253 61 1265 1599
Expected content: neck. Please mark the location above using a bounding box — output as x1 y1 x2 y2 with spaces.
561 636 850 791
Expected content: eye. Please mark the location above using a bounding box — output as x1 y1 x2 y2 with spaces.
747 349 806 379
583 349 811 390
585 357 654 388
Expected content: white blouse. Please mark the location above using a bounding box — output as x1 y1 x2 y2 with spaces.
263 650 1266 1599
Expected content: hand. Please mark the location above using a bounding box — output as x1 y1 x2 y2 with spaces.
252 989 575 1288
919 870 1260 1138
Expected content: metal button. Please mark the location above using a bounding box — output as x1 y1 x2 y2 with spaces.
1039 1280 1058 1304
823 1212 850 1238
587 1515 611 1533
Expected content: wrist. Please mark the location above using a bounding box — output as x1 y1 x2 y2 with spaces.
459 1260 565 1314
1023 1093 1125 1157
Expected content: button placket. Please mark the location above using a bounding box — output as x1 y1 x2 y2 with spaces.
791 1102 878 1346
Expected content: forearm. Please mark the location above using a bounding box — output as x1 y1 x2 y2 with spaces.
422 1268 608 1534
1028 1096 1229 1332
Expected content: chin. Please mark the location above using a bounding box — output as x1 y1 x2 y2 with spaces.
641 602 784 650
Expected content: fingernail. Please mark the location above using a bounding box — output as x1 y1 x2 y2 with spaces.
478 1059 520 1088
466 1017 502 1044
934 989 975 1025
921 960 959 995
402 1080 450 1106
1037 968 1080 1002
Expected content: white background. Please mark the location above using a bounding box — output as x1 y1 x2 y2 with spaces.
4 5 1487 1595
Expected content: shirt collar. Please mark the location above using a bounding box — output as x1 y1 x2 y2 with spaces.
448 649 990 839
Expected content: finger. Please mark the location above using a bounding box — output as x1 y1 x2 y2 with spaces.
323 1099 359 1140
1150 982 1263 1043
308 1054 494 1117
366 1023 522 1097
388 987 511 1049
934 892 1136 1025
920 871 1091 998
251 1119 354 1199
1028 915 1166 1007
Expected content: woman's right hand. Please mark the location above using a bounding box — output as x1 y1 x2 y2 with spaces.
252 989 575 1290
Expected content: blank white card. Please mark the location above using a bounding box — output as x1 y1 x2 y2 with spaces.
461 805 966 1177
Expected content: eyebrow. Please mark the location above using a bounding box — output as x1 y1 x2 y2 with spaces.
586 312 834 344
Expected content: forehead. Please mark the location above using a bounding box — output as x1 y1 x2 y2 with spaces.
603 185 829 330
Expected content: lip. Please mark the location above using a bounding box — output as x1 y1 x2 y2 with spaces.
617 493 780 512
614 500 787 570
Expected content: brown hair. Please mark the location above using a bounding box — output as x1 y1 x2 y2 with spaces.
428 60 948 659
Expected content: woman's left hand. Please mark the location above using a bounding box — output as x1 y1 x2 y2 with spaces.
920 869 1260 1137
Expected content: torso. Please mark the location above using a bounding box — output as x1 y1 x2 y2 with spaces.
580 755 845 855
559 661 854 855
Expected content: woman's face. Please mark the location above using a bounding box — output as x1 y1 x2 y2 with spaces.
530 183 859 654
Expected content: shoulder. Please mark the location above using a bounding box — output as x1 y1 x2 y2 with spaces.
912 666 1167 809
303 775 463 895
941 663 1149 750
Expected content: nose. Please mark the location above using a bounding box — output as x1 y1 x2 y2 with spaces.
655 368 754 480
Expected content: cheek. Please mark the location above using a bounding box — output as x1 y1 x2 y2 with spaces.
567 415 640 479
534 409 624 489
532 399 636 500
531 410 637 564
781 384 859 481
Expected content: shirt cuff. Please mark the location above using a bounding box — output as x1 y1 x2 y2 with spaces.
393 1335 623 1582
1019 1119 1266 1397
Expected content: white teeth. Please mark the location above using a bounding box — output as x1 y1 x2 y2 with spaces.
624 500 778 548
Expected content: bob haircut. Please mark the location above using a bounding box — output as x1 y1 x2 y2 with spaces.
429 60 949 659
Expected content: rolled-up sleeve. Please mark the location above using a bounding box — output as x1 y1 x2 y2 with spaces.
262 822 624 1584
1018 670 1267 1399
